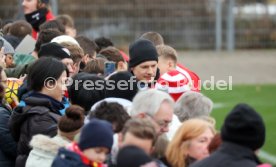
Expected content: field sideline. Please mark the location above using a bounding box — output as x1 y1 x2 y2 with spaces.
202 84 276 165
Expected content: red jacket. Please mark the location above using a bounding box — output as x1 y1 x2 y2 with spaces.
176 63 201 92
32 10 55 39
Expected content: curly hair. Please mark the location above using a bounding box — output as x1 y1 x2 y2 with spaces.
89 101 130 133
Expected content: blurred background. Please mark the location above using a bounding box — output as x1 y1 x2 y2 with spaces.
2 0 276 50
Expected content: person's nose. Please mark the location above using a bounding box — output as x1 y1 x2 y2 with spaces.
147 67 154 75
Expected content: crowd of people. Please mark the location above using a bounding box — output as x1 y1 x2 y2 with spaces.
0 0 270 167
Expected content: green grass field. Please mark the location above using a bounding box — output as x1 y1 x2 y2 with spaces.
202 85 276 165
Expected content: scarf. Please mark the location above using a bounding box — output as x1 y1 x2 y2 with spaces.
25 8 48 31
67 142 107 167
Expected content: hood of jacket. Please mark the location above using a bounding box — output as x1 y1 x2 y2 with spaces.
30 134 70 155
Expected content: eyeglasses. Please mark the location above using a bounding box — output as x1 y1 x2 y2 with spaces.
145 113 171 130
155 119 171 129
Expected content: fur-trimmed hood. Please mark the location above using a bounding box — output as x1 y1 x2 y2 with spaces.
30 134 70 154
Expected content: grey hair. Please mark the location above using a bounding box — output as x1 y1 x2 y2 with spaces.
130 89 174 117
174 91 213 122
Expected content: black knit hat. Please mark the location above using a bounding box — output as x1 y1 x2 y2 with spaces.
221 103 265 151
106 71 138 101
129 39 158 68
117 145 153 167
38 42 71 60
78 118 113 152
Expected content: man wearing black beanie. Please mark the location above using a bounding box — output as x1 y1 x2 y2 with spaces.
38 42 71 60
190 103 266 167
129 39 158 84
38 42 75 77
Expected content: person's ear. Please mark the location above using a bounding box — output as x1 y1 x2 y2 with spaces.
83 54 90 64
136 113 146 118
168 60 174 68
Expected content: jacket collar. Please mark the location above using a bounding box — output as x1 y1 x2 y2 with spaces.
218 142 262 164
25 92 64 115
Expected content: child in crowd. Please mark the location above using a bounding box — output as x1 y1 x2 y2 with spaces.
52 118 114 167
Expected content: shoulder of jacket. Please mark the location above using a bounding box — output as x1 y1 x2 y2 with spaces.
30 134 68 154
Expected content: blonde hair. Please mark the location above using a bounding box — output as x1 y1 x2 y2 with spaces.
60 42 84 64
156 45 177 66
165 118 216 167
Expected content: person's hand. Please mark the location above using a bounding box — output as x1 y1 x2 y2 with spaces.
0 47 6 68
19 74 27 82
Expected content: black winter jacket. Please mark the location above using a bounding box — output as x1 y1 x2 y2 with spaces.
190 142 262 167
9 94 63 167
0 105 17 167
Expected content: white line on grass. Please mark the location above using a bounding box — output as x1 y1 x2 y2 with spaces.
258 150 276 165
213 103 225 109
